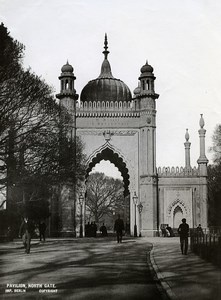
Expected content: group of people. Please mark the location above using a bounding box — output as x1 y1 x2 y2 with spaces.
161 224 175 237
19 214 203 255
85 222 98 237
19 215 125 254
85 218 124 240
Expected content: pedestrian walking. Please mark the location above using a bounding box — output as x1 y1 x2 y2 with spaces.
100 223 108 237
85 222 90 237
39 220 46 242
196 224 204 236
19 216 33 254
91 222 97 237
178 218 189 255
114 215 125 243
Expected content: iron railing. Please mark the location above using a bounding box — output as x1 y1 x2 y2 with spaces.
190 230 221 268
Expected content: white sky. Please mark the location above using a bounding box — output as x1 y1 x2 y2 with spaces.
1 0 221 173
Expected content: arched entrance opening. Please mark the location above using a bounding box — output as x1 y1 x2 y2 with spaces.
173 206 183 228
84 147 130 236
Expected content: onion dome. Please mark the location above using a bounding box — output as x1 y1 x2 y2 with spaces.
140 61 154 73
61 61 74 73
80 34 132 103
133 82 141 96
139 61 155 81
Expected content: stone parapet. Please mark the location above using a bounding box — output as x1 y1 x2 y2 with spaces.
76 111 140 118
157 166 199 177
76 100 136 111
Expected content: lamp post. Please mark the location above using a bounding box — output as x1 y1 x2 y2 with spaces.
137 202 143 237
133 191 138 237
79 192 84 238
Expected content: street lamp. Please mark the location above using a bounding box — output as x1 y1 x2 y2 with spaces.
137 202 143 237
133 191 138 237
79 192 84 238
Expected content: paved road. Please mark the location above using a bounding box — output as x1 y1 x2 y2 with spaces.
0 237 167 300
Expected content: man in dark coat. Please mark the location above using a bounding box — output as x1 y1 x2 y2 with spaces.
19 217 33 254
39 221 46 242
178 218 189 255
100 223 108 237
114 215 125 243
91 222 97 237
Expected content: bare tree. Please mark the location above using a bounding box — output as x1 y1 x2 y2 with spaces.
0 23 86 232
86 172 124 223
209 124 221 164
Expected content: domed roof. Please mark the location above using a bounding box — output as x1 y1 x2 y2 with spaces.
140 61 154 74
80 35 132 103
133 82 141 95
61 61 74 73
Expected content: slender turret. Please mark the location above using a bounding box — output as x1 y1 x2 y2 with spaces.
184 129 191 170
197 114 209 176
56 62 78 237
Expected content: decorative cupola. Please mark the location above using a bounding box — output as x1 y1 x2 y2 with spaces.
133 60 159 102
56 61 78 100
133 82 141 97
80 34 132 103
139 60 155 94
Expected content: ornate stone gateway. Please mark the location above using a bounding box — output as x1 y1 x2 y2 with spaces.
54 35 208 237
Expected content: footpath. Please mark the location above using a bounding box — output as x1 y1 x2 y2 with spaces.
147 237 221 300
0 237 220 300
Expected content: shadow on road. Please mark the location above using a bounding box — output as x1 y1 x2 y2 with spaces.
0 237 166 300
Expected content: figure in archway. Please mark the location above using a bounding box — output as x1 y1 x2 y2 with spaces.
114 214 125 243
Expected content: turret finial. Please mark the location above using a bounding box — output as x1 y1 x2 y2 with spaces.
185 129 190 141
103 33 109 59
199 114 205 129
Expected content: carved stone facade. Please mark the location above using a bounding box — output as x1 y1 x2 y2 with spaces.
55 36 208 237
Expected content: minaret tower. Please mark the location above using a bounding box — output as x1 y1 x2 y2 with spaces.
57 61 78 130
197 114 208 228
197 114 209 175
133 61 159 236
56 62 78 237
184 129 191 170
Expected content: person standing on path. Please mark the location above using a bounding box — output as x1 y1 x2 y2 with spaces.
114 215 125 243
178 218 189 255
100 223 108 237
39 220 46 242
19 216 33 254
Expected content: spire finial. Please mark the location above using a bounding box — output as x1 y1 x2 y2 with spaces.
103 33 109 59
199 114 205 129
185 128 190 141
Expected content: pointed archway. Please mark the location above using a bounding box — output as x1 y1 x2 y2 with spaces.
86 146 130 196
84 146 131 235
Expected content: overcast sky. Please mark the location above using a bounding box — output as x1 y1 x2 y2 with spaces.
1 0 221 177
